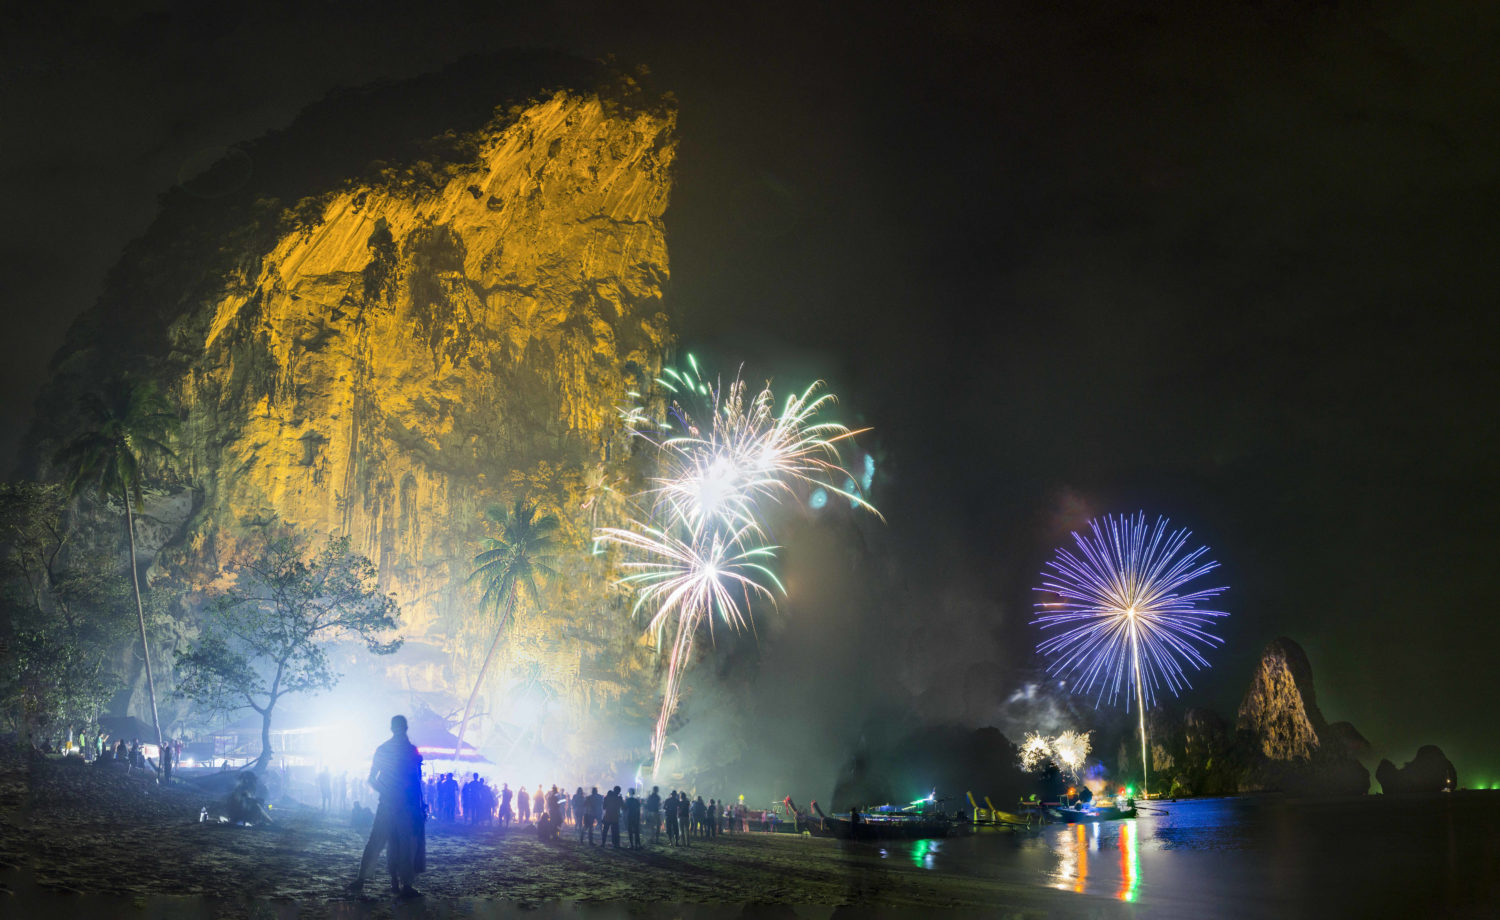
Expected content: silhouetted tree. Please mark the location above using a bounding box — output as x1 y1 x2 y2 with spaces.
0 482 136 749
175 532 401 770
54 383 177 752
454 500 559 759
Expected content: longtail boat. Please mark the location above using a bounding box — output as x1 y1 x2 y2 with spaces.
808 800 953 840
1050 801 1137 822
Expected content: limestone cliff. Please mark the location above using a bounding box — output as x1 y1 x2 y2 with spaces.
32 54 677 767
1237 636 1327 760
1235 637 1368 795
1140 638 1369 796
1376 746 1458 794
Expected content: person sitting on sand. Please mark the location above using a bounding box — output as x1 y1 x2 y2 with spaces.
224 773 275 826
349 715 425 899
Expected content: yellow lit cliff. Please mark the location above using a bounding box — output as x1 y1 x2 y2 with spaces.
34 55 676 769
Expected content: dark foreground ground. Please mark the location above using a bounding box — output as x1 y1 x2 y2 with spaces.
0 754 1103 919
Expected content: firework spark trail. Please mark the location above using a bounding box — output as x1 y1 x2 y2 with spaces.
597 521 783 641
1033 512 1228 709
594 519 785 775
597 357 878 777
630 362 880 540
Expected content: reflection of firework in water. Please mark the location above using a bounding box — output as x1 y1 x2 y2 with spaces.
1033 512 1228 796
596 356 877 777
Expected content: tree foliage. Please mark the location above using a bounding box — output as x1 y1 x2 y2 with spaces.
54 382 178 510
175 531 401 768
453 499 560 756
0 482 136 747
53 379 179 750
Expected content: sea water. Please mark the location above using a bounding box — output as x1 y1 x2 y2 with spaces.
875 794 1500 918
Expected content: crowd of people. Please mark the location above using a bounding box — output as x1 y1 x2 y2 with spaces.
347 714 770 899
412 773 757 846
88 733 180 782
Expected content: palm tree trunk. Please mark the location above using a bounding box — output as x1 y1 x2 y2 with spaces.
125 500 165 755
454 592 516 761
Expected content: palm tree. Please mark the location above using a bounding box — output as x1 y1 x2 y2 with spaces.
55 382 178 755
454 499 560 758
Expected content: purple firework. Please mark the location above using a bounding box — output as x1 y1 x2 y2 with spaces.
1033 512 1229 710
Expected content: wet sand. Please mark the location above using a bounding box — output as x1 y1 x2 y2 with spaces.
0 755 1105 919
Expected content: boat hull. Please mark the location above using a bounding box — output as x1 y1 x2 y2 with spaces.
824 815 953 840
1052 805 1137 822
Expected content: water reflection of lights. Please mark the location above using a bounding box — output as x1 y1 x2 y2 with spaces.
911 838 940 869
1052 819 1141 899
1055 823 1090 892
1118 821 1141 902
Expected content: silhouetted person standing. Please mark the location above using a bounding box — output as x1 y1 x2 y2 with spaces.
350 715 424 899
678 793 692 846
600 785 622 848
318 768 332 812
691 796 706 840
584 786 603 845
646 786 662 843
518 785 531 824
664 791 680 844
499 783 513 828
625 788 642 849
572 787 587 842
463 773 482 825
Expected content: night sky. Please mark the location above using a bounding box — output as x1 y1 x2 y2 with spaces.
4 1 1497 783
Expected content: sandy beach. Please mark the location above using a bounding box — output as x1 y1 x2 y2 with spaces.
0 754 1103 919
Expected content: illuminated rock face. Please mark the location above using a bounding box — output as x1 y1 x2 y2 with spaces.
41 60 676 764
182 90 673 637
1236 636 1326 760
